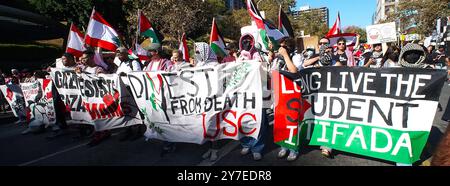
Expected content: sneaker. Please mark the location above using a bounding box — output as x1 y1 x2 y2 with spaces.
210 150 218 161
252 153 262 161
321 149 331 158
202 149 212 159
287 151 298 161
240 147 250 155
277 148 288 158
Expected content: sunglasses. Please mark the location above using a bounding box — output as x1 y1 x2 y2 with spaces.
338 43 346 46
319 42 329 45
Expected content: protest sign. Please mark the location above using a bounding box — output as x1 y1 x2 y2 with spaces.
0 84 26 119
275 67 446 164
77 73 142 131
128 62 262 144
20 79 56 127
366 22 397 44
50 68 93 125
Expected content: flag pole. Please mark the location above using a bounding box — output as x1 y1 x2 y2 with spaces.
136 9 141 50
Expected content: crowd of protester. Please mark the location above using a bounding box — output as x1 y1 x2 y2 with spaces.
1 33 450 165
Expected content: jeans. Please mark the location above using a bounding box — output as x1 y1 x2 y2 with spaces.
240 108 269 154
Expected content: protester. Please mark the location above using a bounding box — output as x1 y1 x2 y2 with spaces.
272 37 301 161
363 43 384 68
169 49 192 71
302 37 331 68
237 34 263 62
432 45 447 70
112 47 144 142
115 47 142 74
9 69 20 84
221 43 238 63
379 45 401 68
193 42 220 161
143 43 173 72
332 37 353 66
75 49 110 147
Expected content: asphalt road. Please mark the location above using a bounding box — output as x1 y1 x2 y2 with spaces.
0 83 449 166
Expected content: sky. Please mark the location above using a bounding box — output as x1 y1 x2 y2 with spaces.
295 0 377 29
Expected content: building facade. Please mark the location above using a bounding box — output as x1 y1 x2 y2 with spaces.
373 0 401 24
292 5 329 27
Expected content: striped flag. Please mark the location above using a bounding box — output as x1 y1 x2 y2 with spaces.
66 23 86 57
209 18 228 57
179 33 190 62
278 5 294 38
85 9 121 51
138 11 161 44
326 33 358 48
246 0 285 52
326 12 341 37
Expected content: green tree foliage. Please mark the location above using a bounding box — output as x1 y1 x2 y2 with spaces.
387 0 450 35
344 26 367 43
293 10 328 37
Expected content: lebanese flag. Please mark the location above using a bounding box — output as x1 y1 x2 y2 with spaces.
138 11 160 44
326 33 358 48
246 0 285 52
85 9 121 51
66 23 86 57
179 33 190 62
278 5 294 38
209 18 228 57
326 12 341 37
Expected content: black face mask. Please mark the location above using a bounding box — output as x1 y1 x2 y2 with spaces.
242 40 252 51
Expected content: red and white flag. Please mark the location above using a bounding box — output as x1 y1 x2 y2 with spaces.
179 33 190 62
85 9 121 51
326 12 341 37
66 23 85 57
326 33 358 48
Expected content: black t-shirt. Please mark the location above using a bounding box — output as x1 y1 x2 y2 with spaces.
431 52 447 66
332 52 348 66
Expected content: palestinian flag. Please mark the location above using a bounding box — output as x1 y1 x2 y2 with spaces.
179 33 190 62
209 18 228 58
85 9 121 51
273 71 311 150
278 5 295 38
246 0 285 52
326 12 341 37
138 11 161 44
66 23 86 57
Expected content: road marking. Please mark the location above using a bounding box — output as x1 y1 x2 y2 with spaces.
18 142 89 166
197 140 241 166
18 132 120 166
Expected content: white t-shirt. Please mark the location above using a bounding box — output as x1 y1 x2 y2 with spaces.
83 66 102 74
292 53 305 71
116 57 142 74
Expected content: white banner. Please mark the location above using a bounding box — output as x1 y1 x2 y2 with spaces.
0 84 26 119
20 79 56 127
127 62 263 144
366 22 397 44
50 68 94 125
77 73 142 131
